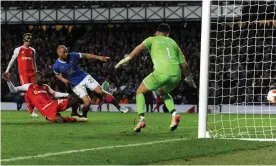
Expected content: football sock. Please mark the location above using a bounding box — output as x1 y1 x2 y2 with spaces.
136 93 145 116
171 111 178 116
71 104 79 116
161 93 175 113
63 117 77 123
106 94 121 110
82 105 89 117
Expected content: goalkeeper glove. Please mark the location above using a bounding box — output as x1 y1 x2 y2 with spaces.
185 74 197 88
115 55 132 69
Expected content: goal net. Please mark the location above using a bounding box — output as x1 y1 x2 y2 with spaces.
207 0 276 139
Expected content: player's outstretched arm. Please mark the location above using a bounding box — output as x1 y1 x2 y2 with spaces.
115 44 147 69
44 84 69 98
81 53 110 62
55 74 71 86
2 73 29 93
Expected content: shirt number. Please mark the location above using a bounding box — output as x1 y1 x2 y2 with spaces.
166 47 172 60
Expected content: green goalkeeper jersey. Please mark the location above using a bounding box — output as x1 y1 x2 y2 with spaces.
142 36 185 76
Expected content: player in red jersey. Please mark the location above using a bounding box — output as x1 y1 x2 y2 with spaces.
2 33 38 118
3 72 80 123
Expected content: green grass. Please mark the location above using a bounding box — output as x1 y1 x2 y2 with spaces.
208 114 276 139
1 111 276 165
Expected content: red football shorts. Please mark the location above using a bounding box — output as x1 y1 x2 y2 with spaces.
19 72 35 85
44 99 69 122
102 97 111 104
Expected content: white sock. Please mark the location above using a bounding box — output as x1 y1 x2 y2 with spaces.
139 116 145 122
172 112 178 117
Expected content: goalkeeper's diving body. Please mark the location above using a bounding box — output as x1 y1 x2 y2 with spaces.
115 23 196 132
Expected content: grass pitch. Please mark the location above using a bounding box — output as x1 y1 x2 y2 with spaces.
1 111 276 165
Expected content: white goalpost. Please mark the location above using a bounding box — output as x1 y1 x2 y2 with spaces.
199 0 276 140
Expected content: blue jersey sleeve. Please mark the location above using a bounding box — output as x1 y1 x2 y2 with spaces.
70 52 82 63
53 64 60 75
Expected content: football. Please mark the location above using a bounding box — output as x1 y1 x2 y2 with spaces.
267 90 276 103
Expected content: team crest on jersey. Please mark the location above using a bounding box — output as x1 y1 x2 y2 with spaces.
33 90 47 95
67 68 75 75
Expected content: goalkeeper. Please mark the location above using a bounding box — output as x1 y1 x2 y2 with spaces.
115 23 196 132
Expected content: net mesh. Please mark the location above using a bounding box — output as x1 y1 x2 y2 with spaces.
208 0 276 139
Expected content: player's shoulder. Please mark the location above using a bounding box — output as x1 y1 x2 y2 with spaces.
53 59 62 69
166 37 179 47
143 36 154 42
166 36 177 43
29 47 36 51
14 46 23 52
28 83 36 88
69 52 82 57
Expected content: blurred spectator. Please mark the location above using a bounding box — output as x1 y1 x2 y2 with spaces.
119 95 129 104
1 23 200 104
2 22 274 105
144 91 154 112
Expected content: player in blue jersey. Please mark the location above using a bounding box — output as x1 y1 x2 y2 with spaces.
53 45 129 121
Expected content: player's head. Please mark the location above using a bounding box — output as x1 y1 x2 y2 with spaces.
23 33 32 47
155 23 170 37
34 71 46 86
57 45 68 60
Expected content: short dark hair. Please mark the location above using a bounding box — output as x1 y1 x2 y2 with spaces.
23 33 32 41
157 23 170 33
35 71 44 77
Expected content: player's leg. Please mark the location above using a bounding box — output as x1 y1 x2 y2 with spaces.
160 75 181 131
66 98 82 118
134 72 165 132
106 102 110 112
150 102 153 112
57 98 79 123
27 73 39 117
19 73 37 117
93 86 128 113
145 102 149 112
54 113 77 123
134 82 150 131
20 73 38 117
72 83 91 120
84 75 128 113
97 97 103 112
80 96 91 119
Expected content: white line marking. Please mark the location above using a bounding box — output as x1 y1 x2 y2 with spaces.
2 138 188 162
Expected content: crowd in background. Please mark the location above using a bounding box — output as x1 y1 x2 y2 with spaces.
209 21 276 105
2 21 275 105
1 23 200 104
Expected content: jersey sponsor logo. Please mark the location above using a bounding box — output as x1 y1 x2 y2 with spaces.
33 90 47 95
21 56 33 60
67 68 75 75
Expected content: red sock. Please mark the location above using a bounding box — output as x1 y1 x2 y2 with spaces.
63 117 77 123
